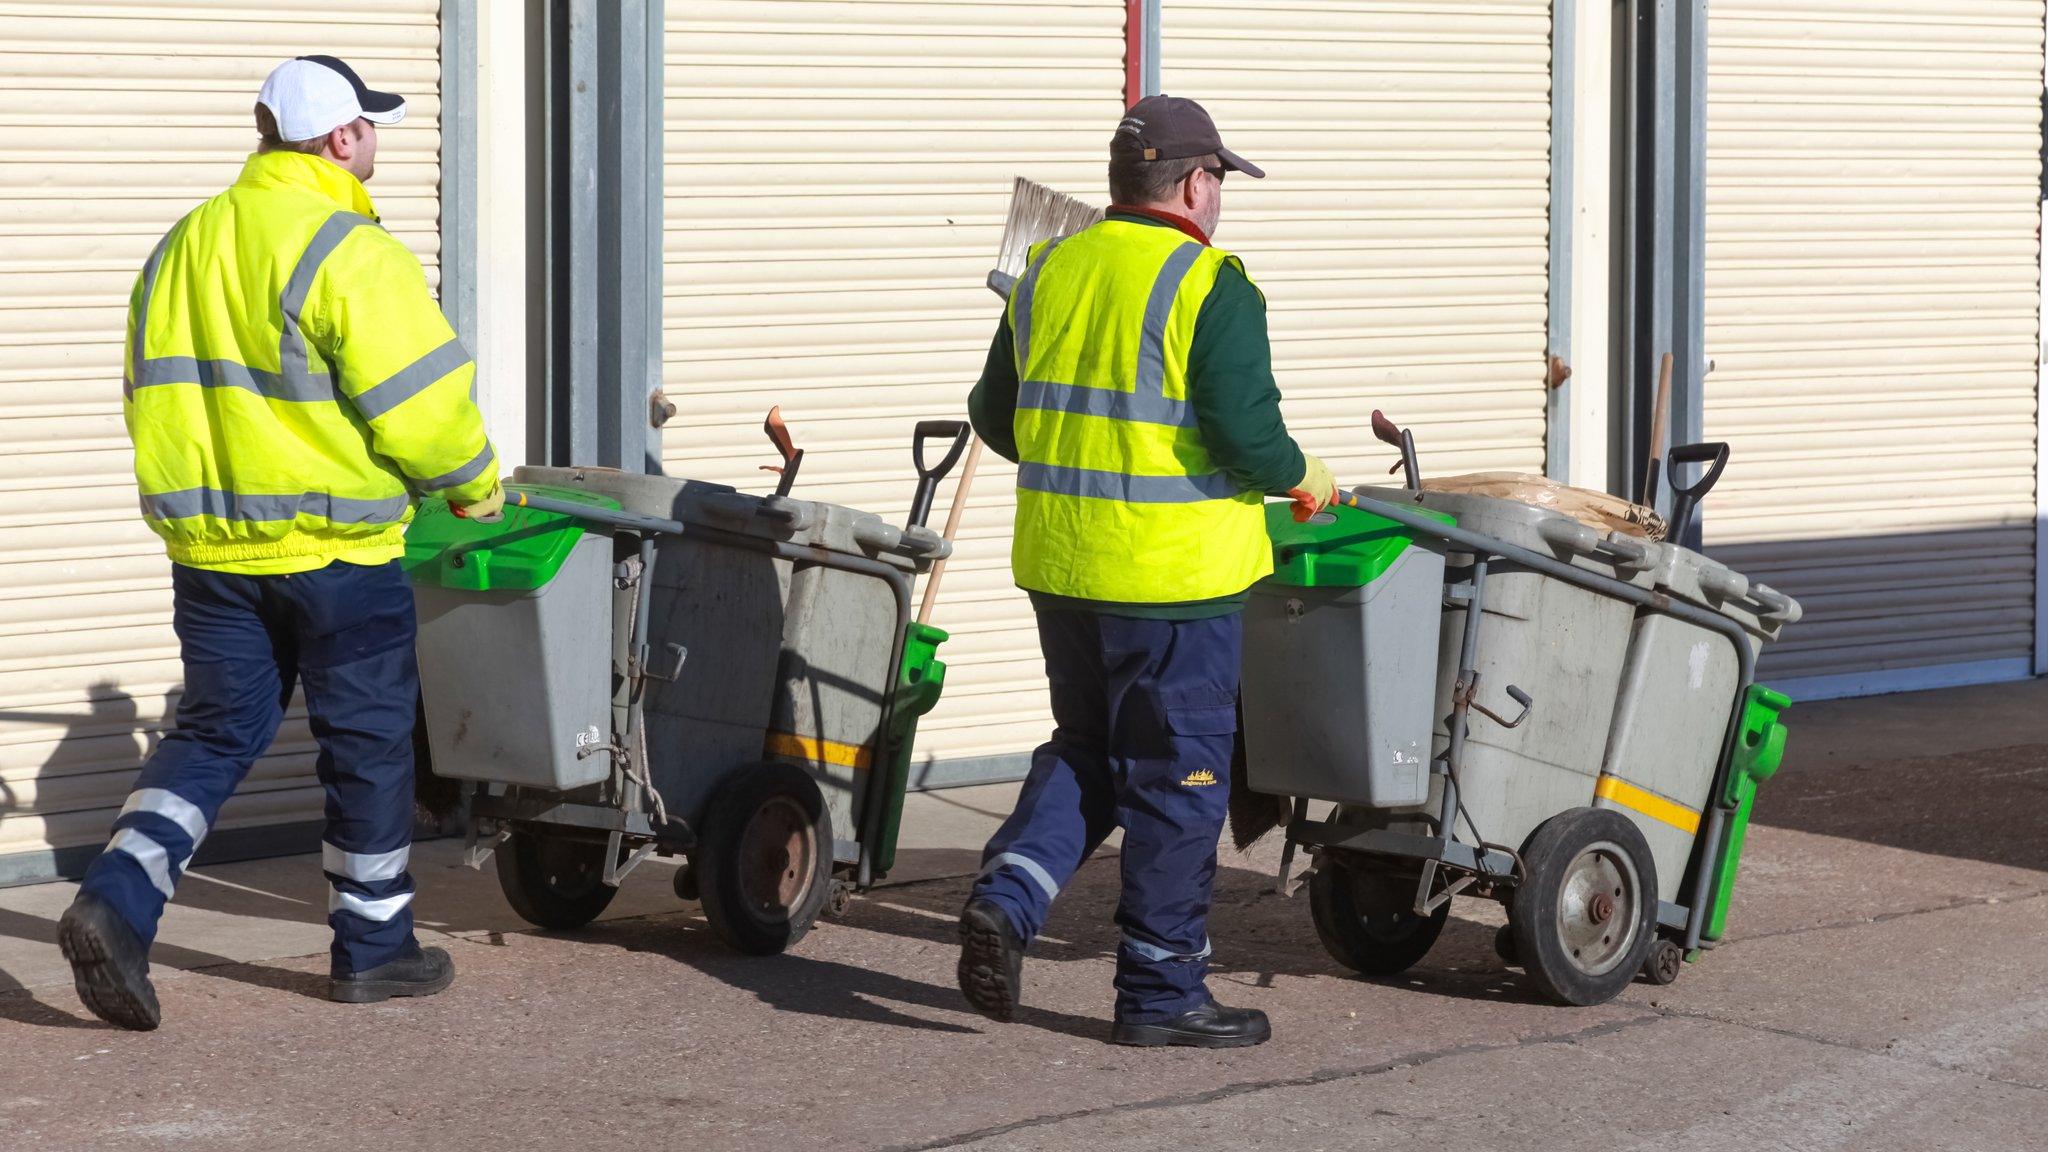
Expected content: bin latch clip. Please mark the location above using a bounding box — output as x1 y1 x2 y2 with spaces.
1457 674 1533 730
637 642 688 683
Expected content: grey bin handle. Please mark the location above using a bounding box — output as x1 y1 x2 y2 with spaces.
851 520 955 562
1749 582 1803 624
1597 532 1653 571
1535 518 1601 558
1695 565 1751 602
698 492 814 533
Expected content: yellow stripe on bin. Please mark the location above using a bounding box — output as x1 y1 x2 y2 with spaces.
1594 776 1701 836
765 732 871 771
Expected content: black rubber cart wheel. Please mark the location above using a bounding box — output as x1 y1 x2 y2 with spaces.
494 825 622 930
1493 922 1519 966
1510 807 1659 1006
1642 937 1685 986
1308 859 1449 978
695 762 835 955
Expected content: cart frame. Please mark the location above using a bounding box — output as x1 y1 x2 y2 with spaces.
461 495 922 893
1284 492 1766 955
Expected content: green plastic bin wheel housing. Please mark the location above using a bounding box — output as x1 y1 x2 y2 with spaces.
403 484 621 593
1700 684 1793 944
1262 501 1456 588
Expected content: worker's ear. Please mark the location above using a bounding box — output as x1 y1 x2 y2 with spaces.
1181 167 1201 212
326 122 354 162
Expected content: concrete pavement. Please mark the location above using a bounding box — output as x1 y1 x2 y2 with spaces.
2 679 2046 1150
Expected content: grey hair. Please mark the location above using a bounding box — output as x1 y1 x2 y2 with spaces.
1107 140 1215 206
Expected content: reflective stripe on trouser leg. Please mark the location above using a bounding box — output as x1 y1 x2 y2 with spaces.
968 608 1122 943
1121 934 1212 964
1105 612 1241 1025
77 565 292 946
978 852 1061 901
290 559 422 976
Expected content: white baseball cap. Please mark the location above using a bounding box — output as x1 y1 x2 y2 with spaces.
257 55 407 143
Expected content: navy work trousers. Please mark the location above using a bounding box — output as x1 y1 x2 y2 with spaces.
78 560 423 975
971 607 1240 1023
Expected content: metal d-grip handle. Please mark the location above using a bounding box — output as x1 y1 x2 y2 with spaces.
908 420 972 530
1473 685 1534 730
1665 441 1730 545
1371 409 1422 492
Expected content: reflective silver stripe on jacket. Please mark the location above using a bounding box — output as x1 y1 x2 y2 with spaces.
414 442 495 493
322 842 410 883
1016 462 1239 505
139 488 410 525
124 231 176 400
1014 239 1206 430
131 356 337 403
353 338 471 420
279 212 378 397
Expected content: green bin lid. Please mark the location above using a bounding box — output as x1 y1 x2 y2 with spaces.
403 484 620 593
1263 500 1453 588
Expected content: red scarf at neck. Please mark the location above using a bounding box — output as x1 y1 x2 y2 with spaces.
1109 204 1211 246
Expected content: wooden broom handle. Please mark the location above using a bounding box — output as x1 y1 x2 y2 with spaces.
917 437 984 626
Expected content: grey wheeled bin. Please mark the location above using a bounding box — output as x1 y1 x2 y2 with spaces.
1241 500 1452 807
407 421 973 959
1244 413 1802 1009
1598 538 1803 904
406 486 622 791
1348 483 1662 861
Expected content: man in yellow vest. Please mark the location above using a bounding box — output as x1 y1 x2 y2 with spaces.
957 96 1335 1048
58 56 503 1030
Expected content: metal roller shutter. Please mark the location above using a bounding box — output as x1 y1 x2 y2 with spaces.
1160 1 1555 483
1703 1 2043 691
660 0 1126 767
0 0 446 880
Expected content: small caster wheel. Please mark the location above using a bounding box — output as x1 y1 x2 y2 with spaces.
1642 937 1684 986
672 862 700 903
824 879 853 919
1494 923 1519 967
494 826 622 930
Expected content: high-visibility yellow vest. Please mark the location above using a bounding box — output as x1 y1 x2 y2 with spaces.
124 151 499 575
1007 219 1272 603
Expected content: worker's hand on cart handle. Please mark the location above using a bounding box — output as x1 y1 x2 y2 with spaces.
450 482 506 524
1288 453 1337 522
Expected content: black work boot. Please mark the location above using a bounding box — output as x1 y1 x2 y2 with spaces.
957 898 1025 1023
329 943 455 1004
1111 1001 1272 1049
58 892 161 1032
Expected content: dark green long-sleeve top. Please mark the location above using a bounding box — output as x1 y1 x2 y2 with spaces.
968 210 1307 620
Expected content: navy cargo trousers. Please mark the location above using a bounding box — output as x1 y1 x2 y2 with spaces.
970 607 1240 1024
78 559 423 976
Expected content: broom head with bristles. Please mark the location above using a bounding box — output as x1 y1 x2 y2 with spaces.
988 176 1104 299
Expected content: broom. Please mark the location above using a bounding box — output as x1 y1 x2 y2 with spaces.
917 179 1103 622
986 175 1103 301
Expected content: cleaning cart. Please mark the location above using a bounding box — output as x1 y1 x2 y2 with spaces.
404 417 971 954
1240 415 1799 1005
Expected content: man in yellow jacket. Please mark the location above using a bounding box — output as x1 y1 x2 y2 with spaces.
957 96 1334 1048
58 56 502 1030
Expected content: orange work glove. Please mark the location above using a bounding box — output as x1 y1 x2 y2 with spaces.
1288 453 1336 522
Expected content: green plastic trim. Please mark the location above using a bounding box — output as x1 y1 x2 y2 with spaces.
1701 683 1793 943
869 621 950 878
1262 501 1455 588
402 484 620 593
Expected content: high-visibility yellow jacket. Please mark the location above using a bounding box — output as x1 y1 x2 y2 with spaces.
1006 219 1272 603
123 150 499 575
